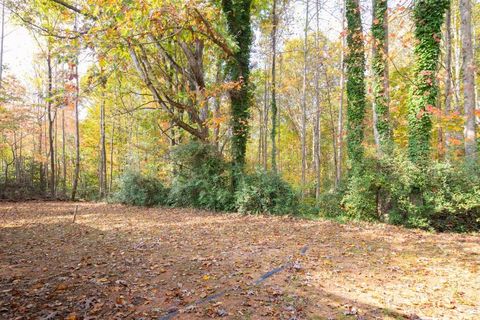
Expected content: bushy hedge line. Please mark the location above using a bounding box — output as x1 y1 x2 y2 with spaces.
113 171 168 207
167 141 234 211
114 142 479 232
339 153 480 232
235 169 298 215
114 142 299 215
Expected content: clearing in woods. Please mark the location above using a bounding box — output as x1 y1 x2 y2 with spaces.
0 202 479 319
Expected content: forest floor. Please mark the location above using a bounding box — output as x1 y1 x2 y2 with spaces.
0 202 479 320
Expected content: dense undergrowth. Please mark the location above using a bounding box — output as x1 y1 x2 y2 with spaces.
111 142 480 233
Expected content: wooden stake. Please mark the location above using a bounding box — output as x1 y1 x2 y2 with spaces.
73 205 78 223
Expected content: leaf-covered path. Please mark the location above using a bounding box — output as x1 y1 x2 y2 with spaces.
1 202 479 319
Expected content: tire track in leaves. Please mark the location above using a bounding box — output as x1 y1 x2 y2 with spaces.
158 245 309 320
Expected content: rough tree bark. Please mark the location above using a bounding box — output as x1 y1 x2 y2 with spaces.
345 0 367 171
47 49 56 198
314 0 322 200
444 8 453 155
62 108 66 195
371 0 391 154
460 0 477 159
301 0 309 196
71 56 80 200
337 0 346 187
270 0 278 172
99 77 107 198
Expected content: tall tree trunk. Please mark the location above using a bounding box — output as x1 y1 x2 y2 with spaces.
0 2 5 88
258 89 264 164
99 78 107 198
345 0 367 171
71 59 80 200
214 61 223 150
452 3 463 150
408 0 449 165
47 50 56 198
301 0 309 196
444 8 453 155
371 0 391 154
460 0 477 159
221 0 253 186
313 0 322 200
262 67 269 169
277 53 283 171
38 103 45 194
109 121 115 193
270 0 278 172
62 109 67 195
55 100 59 190
323 65 339 188
337 0 346 188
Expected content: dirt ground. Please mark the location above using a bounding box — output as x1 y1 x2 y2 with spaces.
0 202 479 320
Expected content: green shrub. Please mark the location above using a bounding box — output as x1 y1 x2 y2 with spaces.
340 152 480 231
317 191 344 218
235 169 298 215
114 171 168 206
422 162 480 232
168 141 234 211
341 165 380 221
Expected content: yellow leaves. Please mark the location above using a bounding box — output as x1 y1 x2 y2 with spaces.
98 55 107 69
208 115 228 126
66 313 78 320
55 283 69 291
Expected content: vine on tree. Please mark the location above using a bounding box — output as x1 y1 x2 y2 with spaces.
408 0 449 165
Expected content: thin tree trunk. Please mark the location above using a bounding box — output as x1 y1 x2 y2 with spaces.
460 0 477 158
313 0 322 200
258 101 264 164
38 102 45 194
371 0 380 150
277 53 283 171
0 2 5 88
71 58 80 200
301 0 309 197
99 78 107 198
336 0 346 188
214 61 222 150
47 50 56 198
62 108 66 195
109 121 115 193
263 66 269 169
270 0 278 172
444 8 453 154
323 65 339 188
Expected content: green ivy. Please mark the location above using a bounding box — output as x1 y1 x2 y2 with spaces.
345 0 367 171
408 0 449 165
371 0 392 153
222 0 253 185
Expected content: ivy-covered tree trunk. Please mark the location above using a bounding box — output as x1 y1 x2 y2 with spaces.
408 0 449 165
371 0 391 154
345 0 366 171
222 0 253 184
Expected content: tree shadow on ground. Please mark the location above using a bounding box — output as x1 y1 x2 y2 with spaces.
1 202 478 319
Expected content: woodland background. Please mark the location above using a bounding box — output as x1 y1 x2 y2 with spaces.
0 0 479 232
